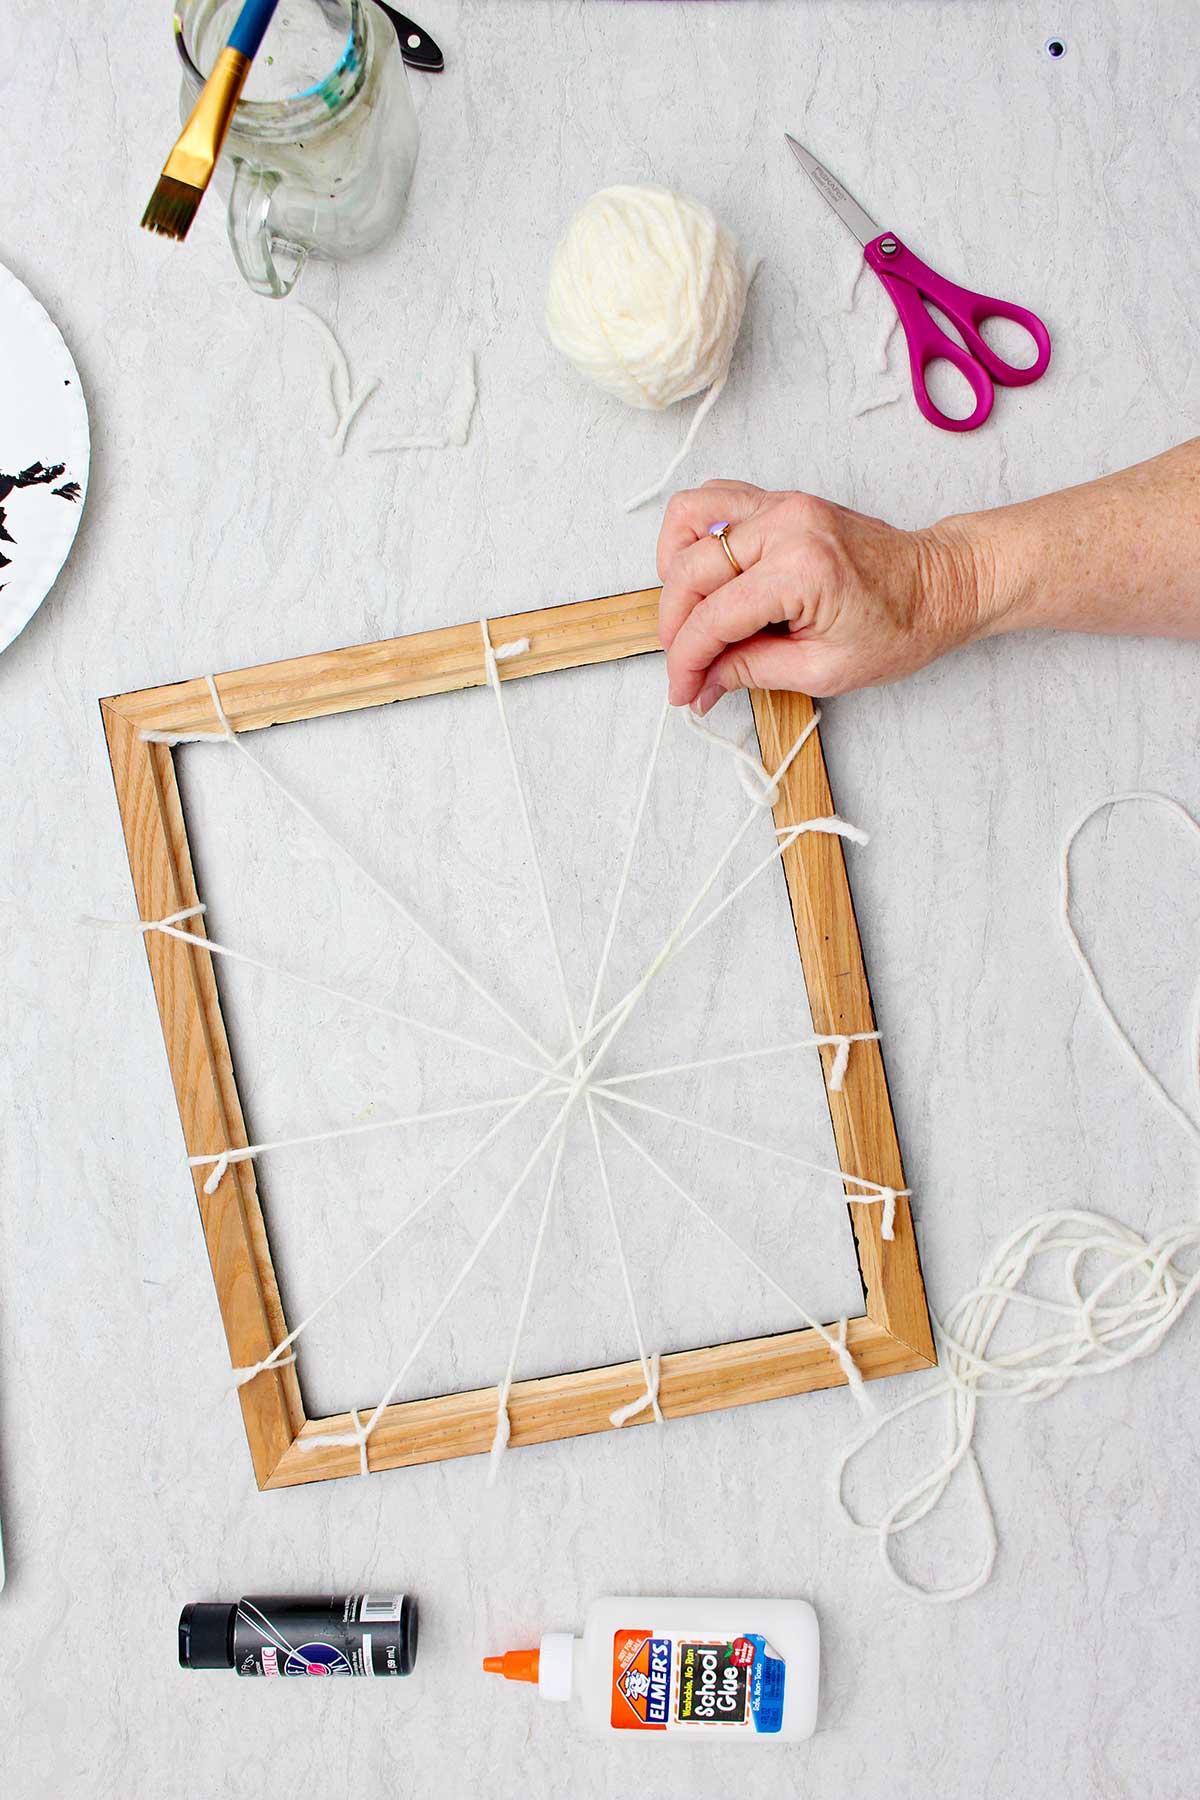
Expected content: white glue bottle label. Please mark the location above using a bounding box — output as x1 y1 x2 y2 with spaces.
484 1594 819 1742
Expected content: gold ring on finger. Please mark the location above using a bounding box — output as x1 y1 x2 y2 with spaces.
707 520 743 577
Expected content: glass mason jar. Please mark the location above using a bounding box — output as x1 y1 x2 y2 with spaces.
175 1 419 298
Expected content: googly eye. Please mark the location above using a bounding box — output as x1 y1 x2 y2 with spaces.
1044 36 1067 58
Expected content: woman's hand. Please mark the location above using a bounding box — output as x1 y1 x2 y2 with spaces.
656 479 986 708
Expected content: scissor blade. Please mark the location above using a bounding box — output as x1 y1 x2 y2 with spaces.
784 135 880 247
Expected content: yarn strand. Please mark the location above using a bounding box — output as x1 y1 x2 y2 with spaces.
835 790 1200 1600
582 697 670 1038
104 911 549 1078
188 1088 571 1196
480 619 583 1061
623 374 727 514
594 1032 880 1092
303 1090 582 1455
486 1127 571 1487
574 712 826 1086
585 1093 663 1425
599 1104 874 1410
598 1083 902 1212
162 676 558 1066
1059 791 1200 1146
229 1070 571 1388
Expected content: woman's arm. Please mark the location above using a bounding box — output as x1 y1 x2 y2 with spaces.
657 439 1200 709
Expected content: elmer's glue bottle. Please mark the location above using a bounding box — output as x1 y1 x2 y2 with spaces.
484 1595 819 1741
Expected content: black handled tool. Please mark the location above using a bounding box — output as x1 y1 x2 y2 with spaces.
382 8 444 71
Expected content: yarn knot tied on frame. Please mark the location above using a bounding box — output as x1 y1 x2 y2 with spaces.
545 184 752 511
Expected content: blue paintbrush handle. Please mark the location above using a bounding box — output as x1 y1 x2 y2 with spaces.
228 0 281 61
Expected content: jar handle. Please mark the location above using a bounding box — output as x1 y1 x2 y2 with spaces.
227 160 309 299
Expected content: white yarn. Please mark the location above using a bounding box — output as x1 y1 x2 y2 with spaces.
280 708 870 1463
480 615 655 1476
83 903 206 934
293 304 379 455
598 1083 901 1199
609 1353 661 1427
231 1351 295 1392
479 618 581 1055
585 1093 662 1425
851 389 905 422
196 675 557 1065
570 743 853 1096
492 636 530 662
596 1031 879 1093
670 808 868 971
583 699 670 1042
188 1089 566 1196
842 259 906 419
371 353 478 453
298 1090 583 1459
836 790 1200 1601
486 1131 571 1488
487 703 668 1481
685 706 780 807
332 380 380 455
545 184 751 511
100 904 548 1076
487 1393 511 1476
349 1408 372 1478
116 648 1200 1597
601 1105 875 1411
1058 792 1200 1151
293 305 476 456
115 657 901 1480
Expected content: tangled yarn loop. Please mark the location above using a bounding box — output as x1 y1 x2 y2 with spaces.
836 791 1200 1601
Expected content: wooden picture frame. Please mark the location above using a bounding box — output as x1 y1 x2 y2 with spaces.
102 588 935 1490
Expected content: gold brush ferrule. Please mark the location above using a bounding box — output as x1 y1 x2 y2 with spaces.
162 46 252 191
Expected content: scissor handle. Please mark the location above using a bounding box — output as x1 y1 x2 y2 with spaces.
865 233 1052 433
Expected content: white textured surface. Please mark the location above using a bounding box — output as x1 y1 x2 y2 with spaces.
2 2 1200 1795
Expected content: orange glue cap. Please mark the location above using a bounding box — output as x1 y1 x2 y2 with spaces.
482 1648 540 1684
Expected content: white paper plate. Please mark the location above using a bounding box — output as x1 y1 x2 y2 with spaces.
0 261 90 655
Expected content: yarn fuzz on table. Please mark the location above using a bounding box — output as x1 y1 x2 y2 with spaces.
545 184 752 512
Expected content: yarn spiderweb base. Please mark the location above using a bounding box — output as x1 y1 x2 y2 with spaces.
104 614 1198 1601
123 636 898 1482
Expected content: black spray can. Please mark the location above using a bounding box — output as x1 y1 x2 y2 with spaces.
179 1592 418 1678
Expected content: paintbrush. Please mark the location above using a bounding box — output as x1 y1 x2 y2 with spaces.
141 0 280 242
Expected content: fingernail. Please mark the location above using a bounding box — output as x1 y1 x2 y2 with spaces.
692 682 726 718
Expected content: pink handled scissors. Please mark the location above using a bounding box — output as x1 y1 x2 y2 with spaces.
785 135 1051 432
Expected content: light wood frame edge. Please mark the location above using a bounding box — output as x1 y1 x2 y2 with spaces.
102 588 934 1491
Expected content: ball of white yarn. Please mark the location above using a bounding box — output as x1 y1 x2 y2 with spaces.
546 184 748 411
545 185 751 509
